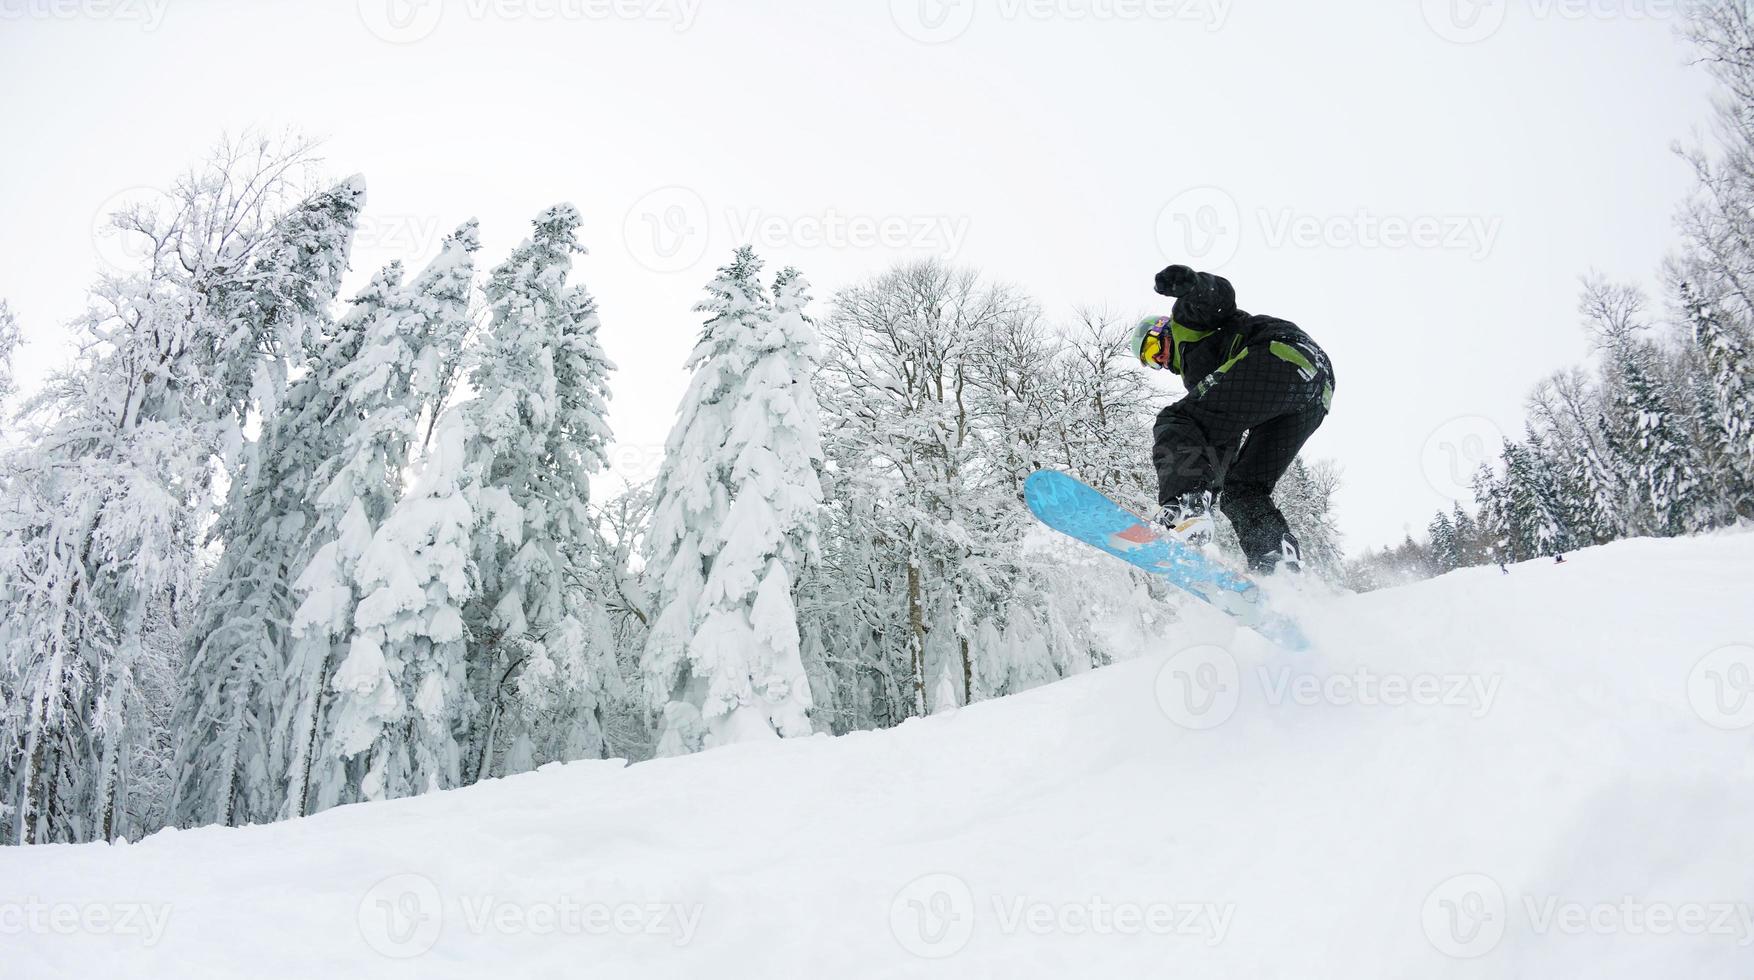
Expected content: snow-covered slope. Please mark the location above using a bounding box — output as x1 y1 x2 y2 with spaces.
7 534 1754 979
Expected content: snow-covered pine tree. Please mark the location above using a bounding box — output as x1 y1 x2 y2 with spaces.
280 221 481 817
460 203 618 779
1500 436 1572 560
169 186 371 829
1470 463 1509 565
1427 512 1459 572
642 249 824 755
1677 277 1754 517
1451 503 1483 567
1586 281 1702 537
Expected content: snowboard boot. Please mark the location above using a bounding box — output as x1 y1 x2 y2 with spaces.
1155 491 1216 549
1255 534 1303 575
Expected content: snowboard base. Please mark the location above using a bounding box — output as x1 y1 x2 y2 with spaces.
1024 470 1308 650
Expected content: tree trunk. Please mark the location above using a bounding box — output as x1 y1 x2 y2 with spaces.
906 559 927 717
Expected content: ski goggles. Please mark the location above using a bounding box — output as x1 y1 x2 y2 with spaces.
1136 316 1173 370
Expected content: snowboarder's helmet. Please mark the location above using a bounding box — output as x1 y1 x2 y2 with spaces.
1132 315 1173 370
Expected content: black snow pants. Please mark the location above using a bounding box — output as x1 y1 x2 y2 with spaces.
1152 340 1334 571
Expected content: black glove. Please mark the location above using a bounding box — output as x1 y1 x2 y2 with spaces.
1154 264 1198 298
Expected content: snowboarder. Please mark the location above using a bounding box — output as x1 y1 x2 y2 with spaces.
1132 265 1334 573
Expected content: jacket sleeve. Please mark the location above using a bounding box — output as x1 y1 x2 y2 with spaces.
1170 271 1238 329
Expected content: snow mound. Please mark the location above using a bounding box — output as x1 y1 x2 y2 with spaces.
5 533 1753 978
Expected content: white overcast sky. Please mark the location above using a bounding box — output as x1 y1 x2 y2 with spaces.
0 0 1715 549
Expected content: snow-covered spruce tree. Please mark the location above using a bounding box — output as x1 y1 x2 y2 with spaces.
1676 277 1754 516
1470 463 1509 565
1500 435 1573 560
1427 512 1459 573
1451 503 1484 567
168 193 373 830
297 205 612 805
279 222 480 818
642 249 824 755
460 204 618 779
0 140 359 844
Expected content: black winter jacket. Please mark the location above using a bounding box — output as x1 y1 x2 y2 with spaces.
1166 271 1330 392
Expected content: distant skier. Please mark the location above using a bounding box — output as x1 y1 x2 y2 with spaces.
1131 265 1334 573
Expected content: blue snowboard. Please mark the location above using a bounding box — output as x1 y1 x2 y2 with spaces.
1024 470 1309 650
